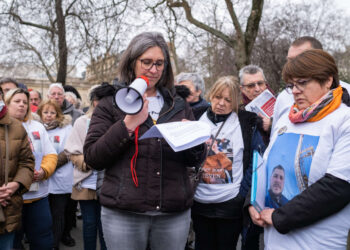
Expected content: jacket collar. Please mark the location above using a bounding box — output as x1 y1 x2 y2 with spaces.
61 99 74 114
0 111 11 125
206 106 231 124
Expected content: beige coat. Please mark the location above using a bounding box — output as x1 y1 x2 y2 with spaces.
0 112 35 234
64 115 96 200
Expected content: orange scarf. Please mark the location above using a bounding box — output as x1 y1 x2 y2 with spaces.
289 86 343 123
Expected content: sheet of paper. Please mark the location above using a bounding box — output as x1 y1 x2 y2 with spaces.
250 150 266 212
139 121 211 152
245 89 276 117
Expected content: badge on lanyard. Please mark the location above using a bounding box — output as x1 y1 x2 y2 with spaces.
278 126 287 135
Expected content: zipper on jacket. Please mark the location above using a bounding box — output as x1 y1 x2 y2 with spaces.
157 89 175 122
159 138 163 210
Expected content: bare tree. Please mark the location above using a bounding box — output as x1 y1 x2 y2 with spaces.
1 0 75 84
0 0 128 85
334 45 350 83
78 0 129 84
251 0 350 92
163 0 264 71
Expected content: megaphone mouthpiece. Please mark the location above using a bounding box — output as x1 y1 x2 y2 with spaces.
125 89 140 104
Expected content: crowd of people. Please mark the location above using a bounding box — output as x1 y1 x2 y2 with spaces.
0 32 349 250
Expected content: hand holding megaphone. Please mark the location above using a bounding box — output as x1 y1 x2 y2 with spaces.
115 76 149 115
123 94 149 132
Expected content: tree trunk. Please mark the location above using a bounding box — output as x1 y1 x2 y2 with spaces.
55 0 67 85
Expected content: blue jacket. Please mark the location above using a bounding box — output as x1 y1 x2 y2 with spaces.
238 110 266 198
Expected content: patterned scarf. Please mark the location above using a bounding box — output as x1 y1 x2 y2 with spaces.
289 86 343 124
44 120 60 130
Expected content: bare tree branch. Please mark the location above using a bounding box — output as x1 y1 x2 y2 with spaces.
5 11 58 34
245 0 264 56
65 0 79 15
224 0 243 39
167 0 235 47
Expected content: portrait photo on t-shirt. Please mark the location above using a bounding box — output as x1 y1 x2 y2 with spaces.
200 135 234 184
265 133 320 208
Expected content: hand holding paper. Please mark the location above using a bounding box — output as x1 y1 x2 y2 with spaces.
245 89 276 118
139 121 211 152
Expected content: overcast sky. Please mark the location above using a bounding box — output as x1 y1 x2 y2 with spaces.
335 0 350 14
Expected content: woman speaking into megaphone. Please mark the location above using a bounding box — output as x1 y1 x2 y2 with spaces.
83 32 206 250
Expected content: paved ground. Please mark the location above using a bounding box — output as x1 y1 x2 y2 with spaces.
21 218 264 250
60 219 84 250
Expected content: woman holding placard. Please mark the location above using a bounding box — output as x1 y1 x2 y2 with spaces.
249 50 350 249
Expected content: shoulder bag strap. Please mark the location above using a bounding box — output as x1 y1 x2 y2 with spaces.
198 118 227 172
4 124 9 185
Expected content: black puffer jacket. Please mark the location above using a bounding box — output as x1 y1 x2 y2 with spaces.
84 86 206 213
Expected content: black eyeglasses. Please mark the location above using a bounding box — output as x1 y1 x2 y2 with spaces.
139 59 165 71
242 81 266 89
285 79 312 94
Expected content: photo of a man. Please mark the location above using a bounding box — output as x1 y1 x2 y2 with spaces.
265 165 289 208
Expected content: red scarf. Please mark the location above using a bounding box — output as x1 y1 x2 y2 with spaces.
0 106 7 119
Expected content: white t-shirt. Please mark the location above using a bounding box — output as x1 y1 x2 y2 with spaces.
22 120 57 200
263 103 350 250
147 90 164 122
48 125 74 194
194 112 244 203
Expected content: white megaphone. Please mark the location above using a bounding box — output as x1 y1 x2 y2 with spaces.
115 76 149 114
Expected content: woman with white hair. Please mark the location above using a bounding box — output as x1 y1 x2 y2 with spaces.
65 91 80 110
176 72 210 120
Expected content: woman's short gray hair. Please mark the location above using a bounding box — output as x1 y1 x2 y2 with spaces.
65 91 77 102
117 32 174 90
175 72 205 96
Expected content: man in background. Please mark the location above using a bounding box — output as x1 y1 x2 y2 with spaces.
47 83 82 125
239 65 268 105
29 89 42 112
239 65 272 132
29 90 42 107
0 77 18 96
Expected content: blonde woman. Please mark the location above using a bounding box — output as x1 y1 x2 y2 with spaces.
0 88 34 250
192 76 265 250
5 88 57 250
